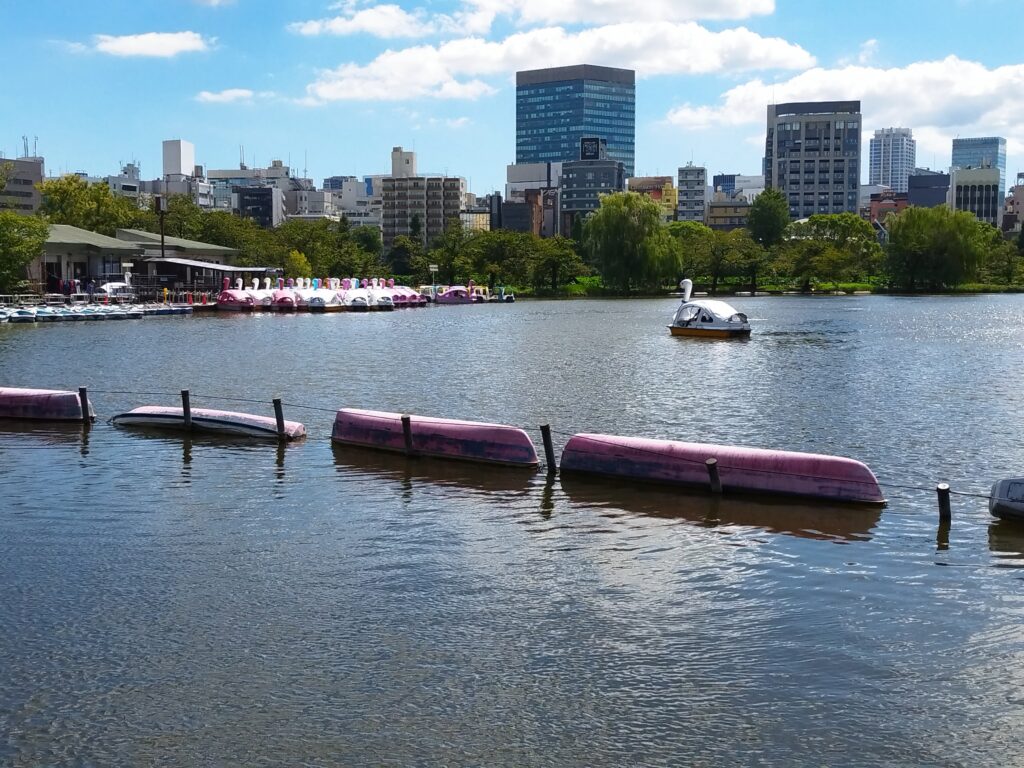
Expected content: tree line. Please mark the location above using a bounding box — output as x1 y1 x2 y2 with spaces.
581 188 1024 292
1 170 1022 294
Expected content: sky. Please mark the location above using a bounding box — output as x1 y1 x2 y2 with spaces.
3 0 1024 195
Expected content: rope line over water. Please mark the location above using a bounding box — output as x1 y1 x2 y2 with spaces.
72 386 1005 505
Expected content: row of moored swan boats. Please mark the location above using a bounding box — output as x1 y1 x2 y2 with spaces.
217 277 507 312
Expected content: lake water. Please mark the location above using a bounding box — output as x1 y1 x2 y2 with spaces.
2 295 1024 766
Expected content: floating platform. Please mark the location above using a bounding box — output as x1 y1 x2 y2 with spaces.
112 406 305 441
331 408 539 467
0 387 94 422
559 433 885 505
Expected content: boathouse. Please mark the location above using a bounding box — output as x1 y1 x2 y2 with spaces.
29 224 145 293
114 229 279 295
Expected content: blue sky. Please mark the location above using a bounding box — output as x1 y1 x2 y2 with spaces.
3 0 1023 194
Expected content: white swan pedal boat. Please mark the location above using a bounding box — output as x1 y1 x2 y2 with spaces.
669 279 751 338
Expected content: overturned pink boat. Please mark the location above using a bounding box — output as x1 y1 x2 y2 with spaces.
331 408 539 467
112 406 305 441
560 434 885 505
0 387 94 422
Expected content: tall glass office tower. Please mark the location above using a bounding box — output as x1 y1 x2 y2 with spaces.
952 136 1007 198
516 65 635 177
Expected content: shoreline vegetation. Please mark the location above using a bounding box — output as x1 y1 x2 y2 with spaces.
1 172 1022 300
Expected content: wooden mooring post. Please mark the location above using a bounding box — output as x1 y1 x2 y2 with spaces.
181 389 192 431
706 458 723 494
401 414 415 456
273 398 286 440
78 387 91 424
936 482 952 524
540 424 557 475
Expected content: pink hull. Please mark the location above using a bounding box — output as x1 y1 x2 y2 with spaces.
331 408 539 467
560 433 885 504
0 387 94 422
112 405 306 440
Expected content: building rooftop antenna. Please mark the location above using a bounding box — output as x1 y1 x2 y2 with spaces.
22 135 28 158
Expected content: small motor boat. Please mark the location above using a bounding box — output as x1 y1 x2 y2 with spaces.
669 279 750 338
990 479 1024 521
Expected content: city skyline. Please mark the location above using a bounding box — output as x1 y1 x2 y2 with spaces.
4 0 1024 193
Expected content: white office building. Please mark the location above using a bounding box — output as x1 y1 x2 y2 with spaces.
162 139 196 181
869 128 916 194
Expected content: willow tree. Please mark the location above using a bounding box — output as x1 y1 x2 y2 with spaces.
583 192 677 291
885 206 990 289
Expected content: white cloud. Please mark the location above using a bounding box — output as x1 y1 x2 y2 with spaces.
290 4 435 37
857 38 878 65
484 0 775 26
301 22 813 103
293 0 776 38
665 56 1024 147
194 0 234 5
92 31 212 57
445 116 472 128
196 88 255 103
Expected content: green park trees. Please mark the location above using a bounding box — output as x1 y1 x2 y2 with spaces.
583 192 677 291
38 175 154 235
0 212 49 293
884 205 991 289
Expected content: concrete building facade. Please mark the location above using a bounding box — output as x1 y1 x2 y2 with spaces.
0 156 45 214
952 137 1006 198
951 166 1002 225
907 169 950 208
381 176 465 249
676 163 707 222
764 101 862 219
516 64 635 177
162 140 196 181
559 157 625 233
869 128 916 193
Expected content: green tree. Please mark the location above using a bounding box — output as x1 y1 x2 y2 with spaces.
1016 228 1024 256
38 175 150 235
583 192 677 291
468 229 533 288
388 235 422 276
351 225 383 258
785 213 882 288
425 218 475 284
746 188 790 249
666 220 714 279
163 195 204 240
409 213 423 243
529 235 587 291
0 211 49 293
885 206 989 289
282 249 312 279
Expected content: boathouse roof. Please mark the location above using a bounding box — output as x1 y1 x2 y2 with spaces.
115 229 239 256
47 224 144 253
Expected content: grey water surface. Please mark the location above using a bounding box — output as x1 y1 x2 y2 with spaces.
1 295 1023 766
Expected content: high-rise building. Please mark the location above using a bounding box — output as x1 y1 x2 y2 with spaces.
764 101 862 219
559 138 625 233
381 175 464 249
676 163 707 222
952 136 1006 198
869 128 916 193
162 139 196 181
516 64 635 177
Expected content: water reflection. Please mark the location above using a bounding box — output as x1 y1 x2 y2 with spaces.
0 420 92 456
560 475 882 542
988 519 1024 567
331 444 536 496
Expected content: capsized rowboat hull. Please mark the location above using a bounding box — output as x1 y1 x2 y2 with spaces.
112 406 305 440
